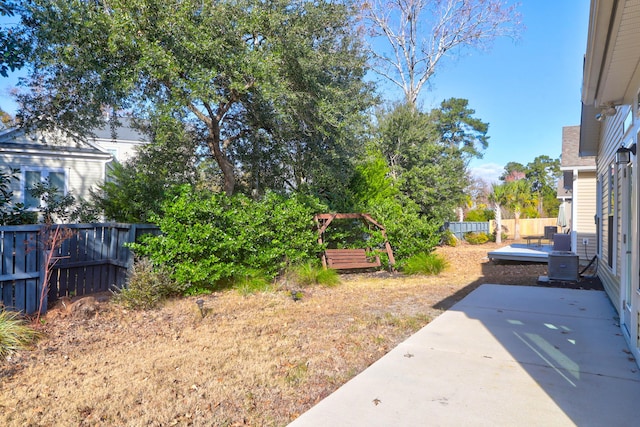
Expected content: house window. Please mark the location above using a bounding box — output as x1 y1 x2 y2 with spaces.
22 168 67 209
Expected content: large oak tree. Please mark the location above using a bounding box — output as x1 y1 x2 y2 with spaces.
0 0 27 77
16 0 374 196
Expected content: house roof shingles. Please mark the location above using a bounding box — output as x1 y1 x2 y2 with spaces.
561 125 596 169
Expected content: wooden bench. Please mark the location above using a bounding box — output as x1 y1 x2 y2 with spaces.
325 249 381 270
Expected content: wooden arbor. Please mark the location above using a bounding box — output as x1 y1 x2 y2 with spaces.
314 213 396 270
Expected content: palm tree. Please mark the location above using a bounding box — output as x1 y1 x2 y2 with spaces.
490 180 536 241
502 180 536 240
489 183 506 244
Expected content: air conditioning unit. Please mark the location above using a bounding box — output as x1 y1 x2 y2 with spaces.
544 226 558 240
548 251 579 281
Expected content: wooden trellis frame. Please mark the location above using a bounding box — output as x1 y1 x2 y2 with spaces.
313 213 396 269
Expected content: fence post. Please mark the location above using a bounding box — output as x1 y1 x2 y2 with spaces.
126 224 138 269
37 226 47 316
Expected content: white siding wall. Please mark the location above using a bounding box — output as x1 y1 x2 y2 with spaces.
576 171 597 233
0 153 107 204
94 139 144 163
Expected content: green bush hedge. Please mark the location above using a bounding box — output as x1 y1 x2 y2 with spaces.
130 187 322 293
365 198 441 268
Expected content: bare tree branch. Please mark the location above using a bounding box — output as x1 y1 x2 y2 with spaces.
363 0 521 107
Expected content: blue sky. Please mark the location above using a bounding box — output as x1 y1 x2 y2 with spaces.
1 1 589 184
0 9 21 118
411 0 591 183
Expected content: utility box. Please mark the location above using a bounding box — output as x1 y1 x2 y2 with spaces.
548 251 579 281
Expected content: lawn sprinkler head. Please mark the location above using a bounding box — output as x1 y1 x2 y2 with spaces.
196 299 205 318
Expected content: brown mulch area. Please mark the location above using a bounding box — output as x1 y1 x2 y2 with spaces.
0 241 603 426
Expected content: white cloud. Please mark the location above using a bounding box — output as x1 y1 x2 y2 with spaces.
469 163 504 184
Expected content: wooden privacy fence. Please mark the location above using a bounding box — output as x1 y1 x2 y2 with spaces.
447 218 560 240
490 218 558 239
0 223 158 315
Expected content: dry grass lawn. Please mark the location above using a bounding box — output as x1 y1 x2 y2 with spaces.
0 242 550 426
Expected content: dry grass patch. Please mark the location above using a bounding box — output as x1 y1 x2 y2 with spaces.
0 242 548 426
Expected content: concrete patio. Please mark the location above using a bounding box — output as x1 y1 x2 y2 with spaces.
288 284 640 426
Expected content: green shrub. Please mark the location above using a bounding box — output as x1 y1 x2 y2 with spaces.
129 187 323 293
112 257 180 310
402 252 449 275
441 229 457 247
230 270 274 296
365 196 441 267
290 262 340 287
464 208 494 222
0 310 40 361
489 230 508 242
348 153 441 267
464 232 490 245
521 206 539 219
315 268 341 287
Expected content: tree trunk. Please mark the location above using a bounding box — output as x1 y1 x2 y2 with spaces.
207 126 235 196
494 203 502 244
514 211 521 240
219 157 236 196
537 191 544 217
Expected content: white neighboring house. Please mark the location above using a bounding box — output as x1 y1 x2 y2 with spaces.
92 121 148 164
0 120 147 213
580 0 640 367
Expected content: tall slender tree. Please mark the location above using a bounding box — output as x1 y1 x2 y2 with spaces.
430 97 489 162
373 98 486 223
525 155 561 217
489 182 506 243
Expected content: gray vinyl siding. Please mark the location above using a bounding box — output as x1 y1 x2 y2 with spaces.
575 232 597 263
599 265 620 315
595 105 630 308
